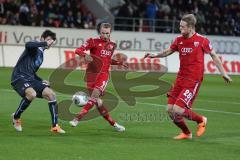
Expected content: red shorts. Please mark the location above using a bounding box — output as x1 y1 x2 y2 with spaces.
167 77 201 108
85 72 109 96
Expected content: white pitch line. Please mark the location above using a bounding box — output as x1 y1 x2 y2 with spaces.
1 89 240 116
127 96 240 105
3 88 240 105
195 108 240 116
131 101 240 116
196 99 240 105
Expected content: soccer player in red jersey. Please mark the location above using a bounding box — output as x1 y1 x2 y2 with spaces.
69 21 126 132
144 14 232 139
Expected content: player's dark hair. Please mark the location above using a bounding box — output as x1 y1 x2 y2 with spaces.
97 21 112 34
181 14 197 28
41 30 56 40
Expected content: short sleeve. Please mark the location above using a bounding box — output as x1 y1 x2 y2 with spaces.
170 38 178 51
75 38 95 56
202 38 213 54
84 38 95 49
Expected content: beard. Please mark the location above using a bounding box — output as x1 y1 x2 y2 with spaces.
101 34 110 41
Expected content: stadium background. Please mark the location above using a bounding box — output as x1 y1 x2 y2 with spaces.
0 0 240 160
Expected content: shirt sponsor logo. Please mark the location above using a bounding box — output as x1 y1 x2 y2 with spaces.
181 47 193 55
101 50 112 56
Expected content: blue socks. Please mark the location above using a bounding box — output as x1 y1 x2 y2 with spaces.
14 98 59 127
48 100 58 127
14 98 31 119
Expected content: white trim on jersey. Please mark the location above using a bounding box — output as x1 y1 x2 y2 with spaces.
186 81 199 105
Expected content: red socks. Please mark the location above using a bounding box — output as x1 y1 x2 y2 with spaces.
97 106 115 126
183 109 203 123
169 108 203 134
76 99 95 120
170 114 191 134
76 99 116 126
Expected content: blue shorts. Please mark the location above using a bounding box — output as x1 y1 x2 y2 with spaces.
11 77 49 98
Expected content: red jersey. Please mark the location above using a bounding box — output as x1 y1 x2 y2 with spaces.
170 33 213 81
75 38 117 73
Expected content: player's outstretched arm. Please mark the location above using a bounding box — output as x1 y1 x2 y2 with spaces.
75 38 94 62
111 59 128 68
144 48 174 59
210 50 232 83
25 41 48 50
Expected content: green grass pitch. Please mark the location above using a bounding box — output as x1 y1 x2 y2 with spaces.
0 67 240 160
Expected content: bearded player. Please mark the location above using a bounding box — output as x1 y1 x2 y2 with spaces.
144 14 232 139
69 21 126 132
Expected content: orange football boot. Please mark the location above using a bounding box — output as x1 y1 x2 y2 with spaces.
196 116 207 137
51 124 65 134
174 133 192 140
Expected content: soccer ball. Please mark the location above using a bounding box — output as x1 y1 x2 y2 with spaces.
72 91 89 107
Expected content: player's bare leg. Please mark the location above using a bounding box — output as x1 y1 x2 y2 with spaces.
12 88 36 132
42 87 65 134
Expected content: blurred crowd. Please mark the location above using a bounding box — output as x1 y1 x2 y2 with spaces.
0 0 95 29
0 0 239 36
114 0 240 36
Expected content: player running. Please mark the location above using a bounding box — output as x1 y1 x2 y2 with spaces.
144 14 232 139
11 30 65 134
69 21 126 132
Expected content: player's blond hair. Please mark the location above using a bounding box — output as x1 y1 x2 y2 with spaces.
181 14 197 28
97 21 112 34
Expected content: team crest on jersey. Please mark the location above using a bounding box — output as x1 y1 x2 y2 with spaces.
105 43 116 52
107 44 114 50
194 41 199 47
